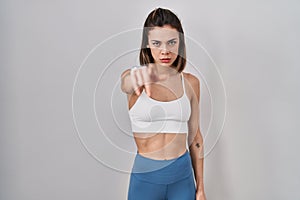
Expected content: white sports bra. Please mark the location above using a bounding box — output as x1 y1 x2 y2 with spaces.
128 72 191 134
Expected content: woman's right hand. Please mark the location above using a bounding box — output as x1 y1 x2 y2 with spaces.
130 63 168 96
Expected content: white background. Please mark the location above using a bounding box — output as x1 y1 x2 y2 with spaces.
1 0 299 199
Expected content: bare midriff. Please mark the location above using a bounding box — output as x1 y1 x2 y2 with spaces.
133 132 187 160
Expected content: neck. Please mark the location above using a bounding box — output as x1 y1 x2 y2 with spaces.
157 65 179 76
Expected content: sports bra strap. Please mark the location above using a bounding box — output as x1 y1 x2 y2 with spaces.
181 73 186 94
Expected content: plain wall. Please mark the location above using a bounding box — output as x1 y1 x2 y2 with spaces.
1 0 299 199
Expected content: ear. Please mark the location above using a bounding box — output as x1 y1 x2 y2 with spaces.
146 44 149 48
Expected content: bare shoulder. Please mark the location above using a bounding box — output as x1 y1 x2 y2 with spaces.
182 72 199 85
182 72 200 101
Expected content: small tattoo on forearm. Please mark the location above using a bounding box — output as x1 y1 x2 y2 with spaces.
196 143 200 148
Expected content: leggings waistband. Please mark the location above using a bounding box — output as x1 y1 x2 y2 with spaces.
131 149 193 184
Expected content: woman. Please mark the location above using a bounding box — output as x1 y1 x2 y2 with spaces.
121 8 206 200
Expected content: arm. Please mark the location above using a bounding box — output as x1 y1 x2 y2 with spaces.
120 69 136 94
186 73 205 193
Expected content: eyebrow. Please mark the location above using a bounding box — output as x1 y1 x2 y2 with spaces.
150 38 178 42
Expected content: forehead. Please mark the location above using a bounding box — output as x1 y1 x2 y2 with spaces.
148 26 179 40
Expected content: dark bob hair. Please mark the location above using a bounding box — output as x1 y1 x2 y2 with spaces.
139 8 186 73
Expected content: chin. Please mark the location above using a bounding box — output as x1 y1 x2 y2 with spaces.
156 63 172 68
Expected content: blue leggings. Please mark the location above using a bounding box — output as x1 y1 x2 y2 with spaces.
127 150 196 200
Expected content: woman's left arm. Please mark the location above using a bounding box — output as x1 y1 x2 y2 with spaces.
186 73 206 199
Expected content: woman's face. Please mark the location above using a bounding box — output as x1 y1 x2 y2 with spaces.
147 25 180 67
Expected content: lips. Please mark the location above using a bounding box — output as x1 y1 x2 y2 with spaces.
160 58 171 63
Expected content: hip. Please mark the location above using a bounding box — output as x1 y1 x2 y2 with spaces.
130 149 194 184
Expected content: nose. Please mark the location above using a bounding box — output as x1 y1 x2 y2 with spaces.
160 44 170 54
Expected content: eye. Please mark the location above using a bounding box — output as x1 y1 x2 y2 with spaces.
168 40 177 46
152 41 160 47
